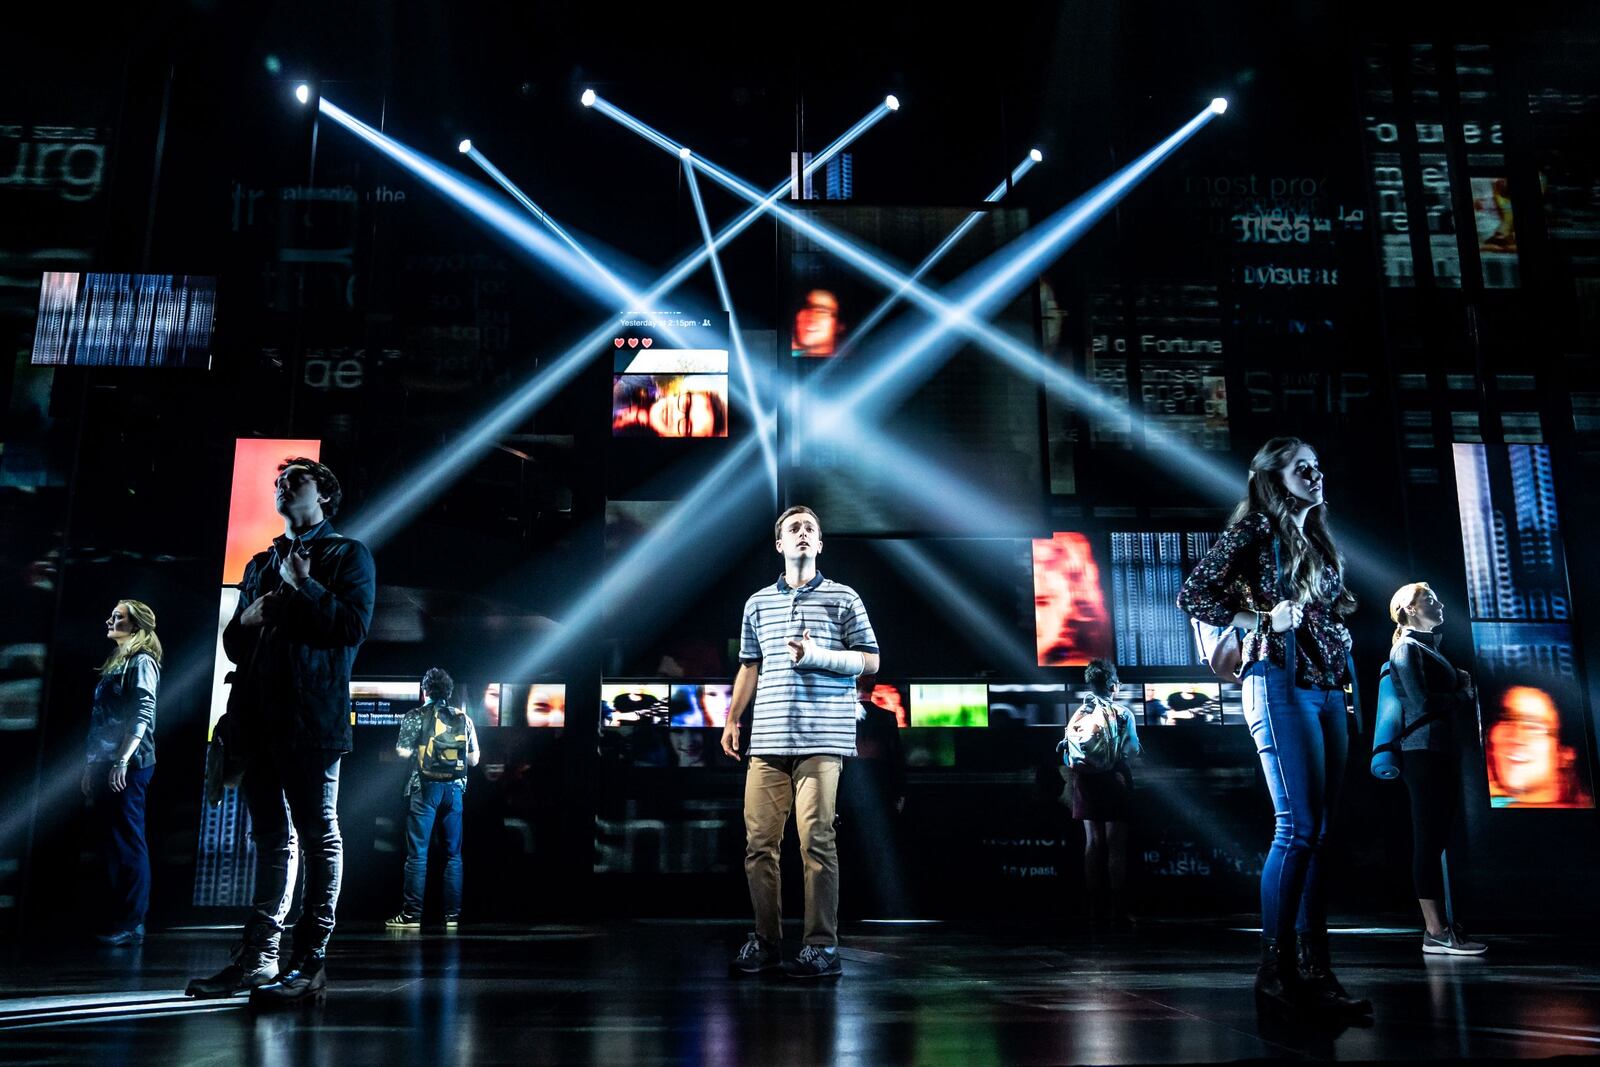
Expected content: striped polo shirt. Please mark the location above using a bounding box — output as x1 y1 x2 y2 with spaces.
739 572 879 757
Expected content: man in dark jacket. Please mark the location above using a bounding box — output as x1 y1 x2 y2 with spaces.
187 457 375 1005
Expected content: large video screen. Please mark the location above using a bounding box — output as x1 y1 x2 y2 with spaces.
602 682 671 726
32 272 215 368
455 682 567 727
1032 532 1113 668
670 683 733 727
1143 681 1242 727
909 683 988 727
350 680 419 726
1452 444 1593 808
1472 623 1593 808
1109 531 1217 667
863 682 909 728
778 206 1042 535
611 348 728 438
988 683 1069 726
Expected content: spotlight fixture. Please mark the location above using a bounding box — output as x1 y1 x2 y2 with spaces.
679 146 692 159
458 138 473 154
884 94 900 111
1209 97 1228 114
580 88 597 107
1029 148 1043 163
294 83 311 105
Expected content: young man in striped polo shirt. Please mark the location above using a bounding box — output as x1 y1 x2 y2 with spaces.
722 505 880 979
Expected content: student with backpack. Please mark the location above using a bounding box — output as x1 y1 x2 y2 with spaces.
387 668 479 929
1382 583 1487 956
1059 658 1142 931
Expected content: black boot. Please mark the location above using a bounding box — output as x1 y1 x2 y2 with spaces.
249 952 327 1007
1254 937 1309 1014
1297 932 1373 1017
186 939 280 999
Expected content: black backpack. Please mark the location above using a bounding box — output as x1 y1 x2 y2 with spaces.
417 703 469 780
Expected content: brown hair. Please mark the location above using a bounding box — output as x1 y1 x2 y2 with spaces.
774 505 820 540
1228 436 1357 615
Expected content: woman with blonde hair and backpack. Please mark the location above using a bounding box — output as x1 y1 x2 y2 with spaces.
1384 582 1486 956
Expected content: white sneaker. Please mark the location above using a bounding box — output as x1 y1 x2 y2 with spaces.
1423 924 1487 955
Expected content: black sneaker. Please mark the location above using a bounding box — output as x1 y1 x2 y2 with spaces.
730 933 780 974
186 943 279 999
443 914 460 930
784 944 843 979
250 954 327 1008
384 912 422 930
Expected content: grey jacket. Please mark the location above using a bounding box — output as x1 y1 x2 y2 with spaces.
1388 630 1472 753
88 652 159 768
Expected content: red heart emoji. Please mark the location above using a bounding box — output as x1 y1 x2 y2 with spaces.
627 338 639 348
613 338 624 348
641 338 653 348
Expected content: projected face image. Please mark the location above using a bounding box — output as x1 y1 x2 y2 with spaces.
670 684 733 727
525 685 566 727
612 374 728 438
792 289 840 357
1033 532 1112 668
1486 686 1592 808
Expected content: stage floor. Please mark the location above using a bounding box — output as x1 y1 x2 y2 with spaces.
1 919 1597 1064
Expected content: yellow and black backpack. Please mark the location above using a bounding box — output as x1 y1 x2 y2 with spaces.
417 702 469 780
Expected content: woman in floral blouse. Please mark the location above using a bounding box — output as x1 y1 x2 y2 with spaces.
1178 436 1369 1019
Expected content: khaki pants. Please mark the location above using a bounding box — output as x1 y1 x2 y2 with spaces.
744 754 842 947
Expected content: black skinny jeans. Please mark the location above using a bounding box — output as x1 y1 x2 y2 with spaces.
1400 749 1458 900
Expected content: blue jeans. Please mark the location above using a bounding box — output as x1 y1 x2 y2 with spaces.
90 761 154 931
404 779 464 917
1243 663 1348 945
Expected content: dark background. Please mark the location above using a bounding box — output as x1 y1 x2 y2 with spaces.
3 1 1599 938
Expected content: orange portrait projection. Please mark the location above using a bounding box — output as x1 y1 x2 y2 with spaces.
1032 532 1113 668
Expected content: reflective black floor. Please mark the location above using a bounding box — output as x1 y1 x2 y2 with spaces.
2 919 1598 1065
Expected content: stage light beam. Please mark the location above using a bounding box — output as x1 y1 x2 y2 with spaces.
581 88 597 107
350 100 897 548
1030 148 1044 163
1210 97 1228 114
457 138 472 154
835 146 1045 359
885 94 901 111
683 158 778 502
461 141 667 329
294 84 311 105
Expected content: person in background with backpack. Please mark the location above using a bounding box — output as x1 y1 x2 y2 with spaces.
387 667 479 930
1386 582 1487 957
1178 437 1369 1020
1058 658 1141 931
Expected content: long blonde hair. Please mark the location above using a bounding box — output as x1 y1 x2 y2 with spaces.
100 599 163 675
1227 436 1357 615
1388 582 1431 648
